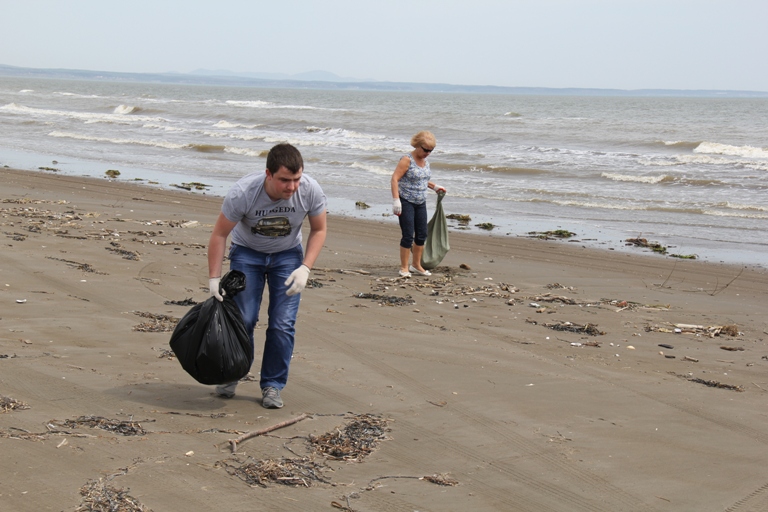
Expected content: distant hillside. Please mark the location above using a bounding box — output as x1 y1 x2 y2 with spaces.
188 68 372 83
1 63 766 98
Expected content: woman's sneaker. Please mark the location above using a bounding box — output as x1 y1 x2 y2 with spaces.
261 387 283 408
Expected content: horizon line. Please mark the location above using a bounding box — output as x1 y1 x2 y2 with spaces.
1 63 766 97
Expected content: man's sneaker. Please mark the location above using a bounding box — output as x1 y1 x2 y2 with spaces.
215 381 238 398
261 387 283 409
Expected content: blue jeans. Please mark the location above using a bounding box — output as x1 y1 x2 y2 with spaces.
228 243 303 390
398 198 427 248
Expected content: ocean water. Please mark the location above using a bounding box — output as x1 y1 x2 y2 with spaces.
1 76 766 267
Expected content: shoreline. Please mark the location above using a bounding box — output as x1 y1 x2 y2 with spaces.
2 167 768 510
2 148 766 269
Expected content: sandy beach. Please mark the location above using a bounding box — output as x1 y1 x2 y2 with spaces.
2 167 768 511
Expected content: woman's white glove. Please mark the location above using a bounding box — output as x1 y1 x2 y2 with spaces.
433 184 446 194
209 277 224 302
285 265 310 296
392 198 402 216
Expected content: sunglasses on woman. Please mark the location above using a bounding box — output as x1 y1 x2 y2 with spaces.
421 146 434 153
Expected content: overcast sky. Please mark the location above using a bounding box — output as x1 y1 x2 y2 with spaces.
2 0 766 91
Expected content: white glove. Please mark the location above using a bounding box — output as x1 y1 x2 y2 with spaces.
392 198 402 216
209 277 224 302
433 184 446 194
285 265 310 296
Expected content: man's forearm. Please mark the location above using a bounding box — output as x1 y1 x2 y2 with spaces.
208 235 227 277
302 229 326 270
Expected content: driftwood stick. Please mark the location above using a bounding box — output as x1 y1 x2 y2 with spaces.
229 413 310 453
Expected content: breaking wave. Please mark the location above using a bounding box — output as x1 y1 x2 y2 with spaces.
694 142 768 159
662 140 702 150
224 147 268 157
226 100 331 111
602 172 669 184
113 105 142 115
48 131 186 149
350 162 391 176
214 120 260 129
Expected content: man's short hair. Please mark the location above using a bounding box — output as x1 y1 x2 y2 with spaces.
266 143 303 174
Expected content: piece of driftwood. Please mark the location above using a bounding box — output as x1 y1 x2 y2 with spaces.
229 413 310 452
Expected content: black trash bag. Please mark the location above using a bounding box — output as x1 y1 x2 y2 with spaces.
169 270 253 385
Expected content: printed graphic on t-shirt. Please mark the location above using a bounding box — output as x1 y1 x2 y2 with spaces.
251 216 292 237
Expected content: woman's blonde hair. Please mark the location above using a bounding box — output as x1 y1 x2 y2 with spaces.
410 131 436 149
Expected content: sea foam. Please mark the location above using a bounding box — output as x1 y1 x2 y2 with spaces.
48 131 186 150
602 172 667 184
114 105 140 115
695 142 768 159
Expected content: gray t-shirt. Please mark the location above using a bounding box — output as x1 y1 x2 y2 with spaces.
222 171 326 254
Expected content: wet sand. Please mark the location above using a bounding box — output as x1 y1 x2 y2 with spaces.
1 167 768 511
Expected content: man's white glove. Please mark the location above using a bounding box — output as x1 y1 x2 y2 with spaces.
209 277 224 302
285 265 310 296
433 184 446 194
392 198 402 216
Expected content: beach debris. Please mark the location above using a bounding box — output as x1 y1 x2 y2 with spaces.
105 169 121 178
135 277 161 285
546 283 573 290
530 293 585 305
355 201 370 209
3 231 28 241
163 297 198 306
132 311 179 332
658 344 675 349
38 166 60 172
446 213 471 226
459 263 471 270
324 268 371 275
475 222 495 230
709 267 745 297
543 321 605 336
306 278 323 288
682 356 699 362
182 182 211 190
528 230 576 239
218 456 330 488
625 237 667 254
1 395 30 413
15 299 27 303
76 478 151 512
50 415 147 436
46 256 107 274
309 414 389 462
646 323 740 338
672 372 744 392
670 253 697 259
720 346 745 352
227 413 310 452
335 473 460 509
153 347 175 359
106 241 141 260
355 292 415 306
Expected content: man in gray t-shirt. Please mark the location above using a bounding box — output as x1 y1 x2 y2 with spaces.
207 143 327 409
